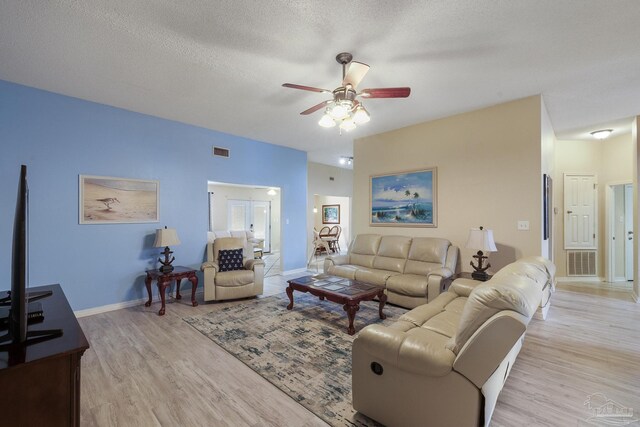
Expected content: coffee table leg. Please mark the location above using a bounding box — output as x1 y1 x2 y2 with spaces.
144 275 152 307
286 285 294 310
189 274 198 307
343 302 360 335
378 291 387 320
175 278 182 300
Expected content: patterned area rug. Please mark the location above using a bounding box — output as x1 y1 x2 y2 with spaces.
183 292 407 427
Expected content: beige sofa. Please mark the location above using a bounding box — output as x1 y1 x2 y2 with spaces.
324 234 458 308
200 237 264 301
352 256 554 427
210 230 265 250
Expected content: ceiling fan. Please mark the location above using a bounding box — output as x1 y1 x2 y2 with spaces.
283 52 411 132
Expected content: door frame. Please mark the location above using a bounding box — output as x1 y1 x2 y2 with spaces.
605 181 633 282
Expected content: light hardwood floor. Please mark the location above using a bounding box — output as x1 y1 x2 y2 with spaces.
79 276 640 426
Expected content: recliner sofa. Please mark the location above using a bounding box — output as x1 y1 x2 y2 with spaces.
324 234 458 308
351 256 554 427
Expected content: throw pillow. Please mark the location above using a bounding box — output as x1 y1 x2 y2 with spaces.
218 248 244 272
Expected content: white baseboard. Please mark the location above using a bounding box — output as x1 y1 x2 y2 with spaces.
633 290 640 303
556 276 605 283
75 289 204 318
281 267 308 277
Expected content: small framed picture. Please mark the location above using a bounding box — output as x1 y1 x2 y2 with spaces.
79 175 159 224
322 204 340 224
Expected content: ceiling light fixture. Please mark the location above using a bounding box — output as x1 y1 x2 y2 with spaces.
267 188 277 196
340 156 353 166
590 129 613 140
321 99 369 134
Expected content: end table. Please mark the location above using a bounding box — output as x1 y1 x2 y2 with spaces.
145 266 198 315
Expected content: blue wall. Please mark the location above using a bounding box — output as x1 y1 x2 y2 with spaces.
0 80 308 311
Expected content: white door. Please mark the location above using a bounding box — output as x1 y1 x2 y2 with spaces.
564 174 597 249
625 184 634 280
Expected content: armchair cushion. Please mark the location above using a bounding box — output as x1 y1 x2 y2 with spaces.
218 248 244 272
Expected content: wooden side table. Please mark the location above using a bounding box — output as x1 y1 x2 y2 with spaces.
145 266 198 315
440 271 493 293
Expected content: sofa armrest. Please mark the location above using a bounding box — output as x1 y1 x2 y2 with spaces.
426 267 453 302
354 324 455 377
244 259 265 271
201 261 219 273
324 254 349 273
449 278 482 297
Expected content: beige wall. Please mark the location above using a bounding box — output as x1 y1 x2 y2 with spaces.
207 183 281 252
353 96 545 274
307 162 353 259
553 133 634 277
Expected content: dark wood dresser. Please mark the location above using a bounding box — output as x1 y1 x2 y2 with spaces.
0 284 89 426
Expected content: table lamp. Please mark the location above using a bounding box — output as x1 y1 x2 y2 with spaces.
154 226 181 273
465 226 497 281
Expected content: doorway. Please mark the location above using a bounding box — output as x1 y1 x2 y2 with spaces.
208 181 281 256
228 199 272 252
606 182 634 283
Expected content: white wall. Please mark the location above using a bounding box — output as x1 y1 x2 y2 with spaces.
307 162 353 259
353 96 545 274
208 183 281 252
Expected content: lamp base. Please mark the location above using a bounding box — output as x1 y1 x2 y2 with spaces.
471 270 490 282
159 264 174 274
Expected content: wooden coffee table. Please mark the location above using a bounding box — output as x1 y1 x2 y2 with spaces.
286 274 387 335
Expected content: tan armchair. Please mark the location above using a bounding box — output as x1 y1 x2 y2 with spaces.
201 237 265 301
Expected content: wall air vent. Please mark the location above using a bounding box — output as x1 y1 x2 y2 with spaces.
213 146 230 158
567 250 597 276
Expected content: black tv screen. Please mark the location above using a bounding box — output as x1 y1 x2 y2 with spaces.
10 164 28 343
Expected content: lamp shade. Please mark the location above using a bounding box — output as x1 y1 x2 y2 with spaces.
465 228 497 252
154 227 181 247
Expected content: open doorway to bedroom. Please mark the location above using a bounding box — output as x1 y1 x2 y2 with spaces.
208 181 282 276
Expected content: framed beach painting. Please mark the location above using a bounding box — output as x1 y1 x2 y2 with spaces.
322 204 340 224
79 175 159 224
370 168 437 227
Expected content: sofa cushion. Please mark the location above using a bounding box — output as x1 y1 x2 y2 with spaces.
349 234 382 268
354 267 397 287
386 274 429 297
215 269 255 287
372 236 412 273
404 238 451 275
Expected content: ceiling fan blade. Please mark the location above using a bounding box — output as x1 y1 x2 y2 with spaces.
300 100 331 115
360 87 411 98
283 83 331 93
342 61 370 89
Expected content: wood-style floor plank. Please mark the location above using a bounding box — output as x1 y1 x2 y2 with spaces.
79 276 640 426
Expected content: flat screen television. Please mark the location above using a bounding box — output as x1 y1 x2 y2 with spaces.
0 165 60 348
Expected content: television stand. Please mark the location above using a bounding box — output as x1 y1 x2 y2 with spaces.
0 284 89 426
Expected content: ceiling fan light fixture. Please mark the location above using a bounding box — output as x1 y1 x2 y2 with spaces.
353 105 370 124
318 114 336 128
339 118 356 132
329 103 349 120
590 129 613 140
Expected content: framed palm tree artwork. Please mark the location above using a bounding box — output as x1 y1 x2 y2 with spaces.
370 168 437 227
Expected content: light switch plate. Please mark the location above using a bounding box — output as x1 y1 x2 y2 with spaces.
517 220 530 230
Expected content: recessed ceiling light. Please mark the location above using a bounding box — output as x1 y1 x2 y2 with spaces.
590 129 613 140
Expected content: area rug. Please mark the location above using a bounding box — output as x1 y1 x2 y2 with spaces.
183 292 407 427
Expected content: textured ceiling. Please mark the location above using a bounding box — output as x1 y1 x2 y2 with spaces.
1 1 640 168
